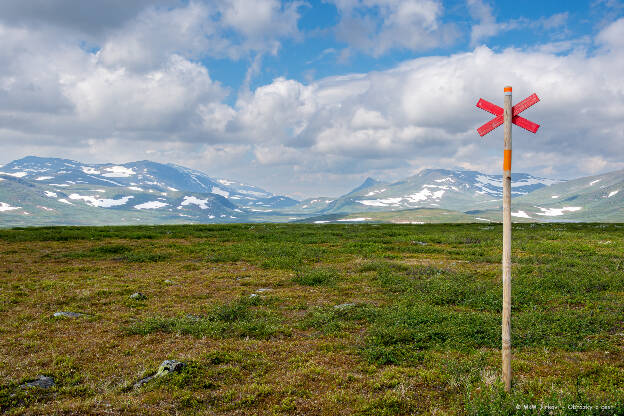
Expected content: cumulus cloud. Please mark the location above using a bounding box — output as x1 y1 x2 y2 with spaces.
330 0 458 56
1 2 624 197
467 0 569 46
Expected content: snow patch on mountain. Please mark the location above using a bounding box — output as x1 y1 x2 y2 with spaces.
365 189 386 196
102 166 135 177
58 198 72 204
607 190 619 198
180 196 211 209
0 202 21 212
512 210 531 219
128 186 144 191
69 193 133 207
36 176 54 180
81 166 100 175
135 201 169 210
0 171 27 178
44 191 58 198
211 187 230 198
589 179 601 186
535 206 582 216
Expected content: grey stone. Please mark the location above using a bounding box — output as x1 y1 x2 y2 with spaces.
133 374 155 389
134 360 185 389
334 303 356 310
22 375 55 389
256 288 273 293
53 311 86 318
411 241 427 246
157 360 185 376
130 292 147 300
249 293 259 299
164 279 174 284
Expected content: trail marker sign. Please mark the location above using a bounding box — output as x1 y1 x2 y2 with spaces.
475 86 540 392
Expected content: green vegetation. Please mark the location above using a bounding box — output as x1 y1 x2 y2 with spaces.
0 223 623 414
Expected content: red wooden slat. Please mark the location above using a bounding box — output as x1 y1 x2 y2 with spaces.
477 115 503 136
512 93 539 116
512 115 540 133
476 98 503 116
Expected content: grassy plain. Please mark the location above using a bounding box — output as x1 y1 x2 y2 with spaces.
0 223 623 415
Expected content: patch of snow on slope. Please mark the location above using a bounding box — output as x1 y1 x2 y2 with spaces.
211 187 230 198
0 171 27 178
358 197 403 207
39 206 55 212
337 218 372 222
218 179 235 186
44 191 58 198
69 193 133 207
552 195 559 199
58 199 72 204
535 206 582 216
237 189 271 197
434 177 455 183
314 220 330 224
0 202 21 212
102 166 135 177
134 201 169 210
511 211 531 219
180 196 210 209
36 176 54 180
589 179 601 186
128 186 144 191
81 166 100 175
405 188 445 202
168 187 179 191
607 190 619 198
513 178 561 186
365 189 386 196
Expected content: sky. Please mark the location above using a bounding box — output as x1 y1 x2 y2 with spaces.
1 0 623 199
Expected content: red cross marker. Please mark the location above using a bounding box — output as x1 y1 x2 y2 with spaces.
476 93 540 136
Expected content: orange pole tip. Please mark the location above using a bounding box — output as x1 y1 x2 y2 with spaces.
504 86 512 92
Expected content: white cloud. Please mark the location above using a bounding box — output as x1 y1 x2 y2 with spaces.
330 0 458 56
1 2 624 198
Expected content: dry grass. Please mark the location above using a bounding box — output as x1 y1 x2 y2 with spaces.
0 224 623 415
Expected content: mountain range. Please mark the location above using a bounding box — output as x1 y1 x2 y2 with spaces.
1 156 622 226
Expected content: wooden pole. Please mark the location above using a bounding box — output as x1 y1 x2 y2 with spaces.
502 86 512 392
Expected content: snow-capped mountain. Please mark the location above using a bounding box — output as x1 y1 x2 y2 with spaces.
318 169 562 214
2 157 623 226
0 156 298 226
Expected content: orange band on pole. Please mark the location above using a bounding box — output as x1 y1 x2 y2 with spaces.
503 149 512 171
504 86 512 92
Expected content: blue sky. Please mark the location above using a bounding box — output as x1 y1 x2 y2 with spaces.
210 0 617 93
1 0 623 198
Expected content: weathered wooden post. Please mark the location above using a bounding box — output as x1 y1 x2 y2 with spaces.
476 86 540 392
501 86 513 391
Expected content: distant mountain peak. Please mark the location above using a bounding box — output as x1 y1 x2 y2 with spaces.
349 177 381 194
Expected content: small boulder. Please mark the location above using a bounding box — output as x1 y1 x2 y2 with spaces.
130 292 147 300
411 241 427 246
249 293 259 299
134 360 185 389
164 279 174 285
334 303 355 310
157 360 185 376
256 288 273 293
22 375 55 389
53 311 86 318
